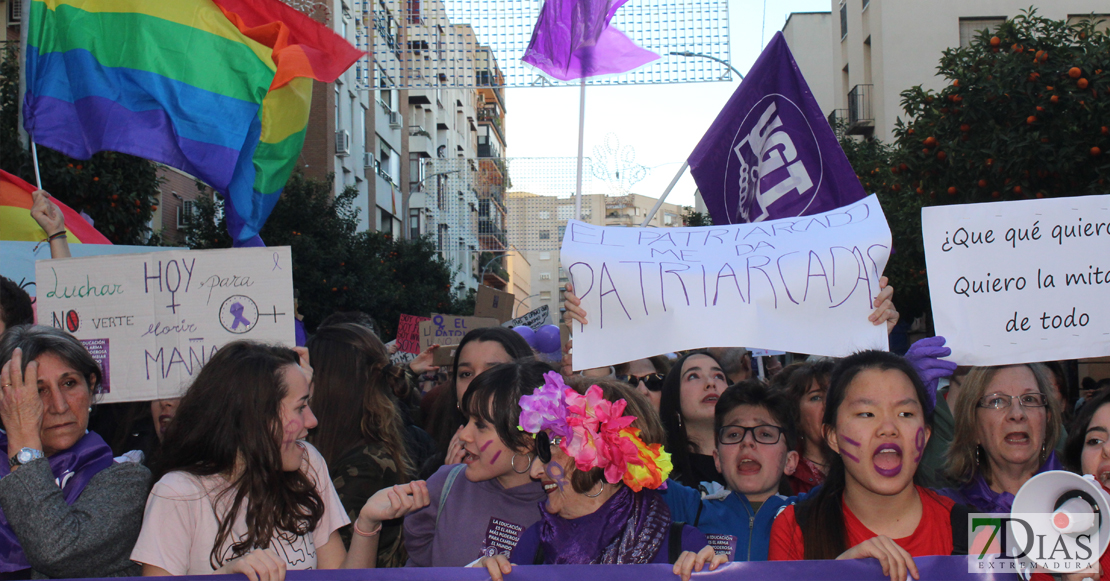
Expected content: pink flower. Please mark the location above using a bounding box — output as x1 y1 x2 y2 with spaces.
518 372 571 438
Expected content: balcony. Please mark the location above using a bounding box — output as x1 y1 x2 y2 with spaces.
847 84 874 136
409 125 433 155
827 109 848 136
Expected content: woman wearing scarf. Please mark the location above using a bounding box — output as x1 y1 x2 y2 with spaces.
0 326 151 578
939 363 1063 513
478 374 724 581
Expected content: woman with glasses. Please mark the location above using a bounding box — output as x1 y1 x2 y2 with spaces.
938 364 1062 513
477 374 723 581
614 356 670 411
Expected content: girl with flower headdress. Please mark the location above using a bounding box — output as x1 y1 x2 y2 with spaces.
478 374 725 581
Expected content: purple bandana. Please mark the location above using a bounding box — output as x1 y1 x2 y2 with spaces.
536 486 670 564
0 430 114 572
951 451 1064 514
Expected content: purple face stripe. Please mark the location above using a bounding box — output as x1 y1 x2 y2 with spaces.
489 450 501 464
841 450 861 463
841 435 862 447
480 440 493 452
914 427 926 464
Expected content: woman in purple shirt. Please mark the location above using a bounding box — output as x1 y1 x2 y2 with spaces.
478 375 724 581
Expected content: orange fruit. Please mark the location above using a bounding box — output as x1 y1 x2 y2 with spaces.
953 79 960 87
1093 147 1103 157
1101 126 1109 136
924 136 937 147
1014 186 1023 194
1027 115 1037 124
1078 78 1089 89
960 124 970 132
936 151 947 161
978 179 987 188
916 187 924 194
947 186 957 195
991 191 1000 198
990 36 1001 47
1037 51 1047 62
1036 106 1044 112
1050 95 1059 104
1069 67 1082 78
986 158 994 166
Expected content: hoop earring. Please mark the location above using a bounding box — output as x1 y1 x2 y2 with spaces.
676 413 683 429
511 453 532 474
975 445 981 468
585 483 605 498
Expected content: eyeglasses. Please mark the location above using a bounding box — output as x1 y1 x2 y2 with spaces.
718 424 785 445
617 373 665 392
977 393 1049 410
535 432 563 463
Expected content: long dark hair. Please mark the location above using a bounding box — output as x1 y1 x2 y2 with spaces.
1064 388 1110 472
427 327 533 454
658 351 723 485
797 350 932 560
155 341 325 569
783 360 835 458
308 323 412 481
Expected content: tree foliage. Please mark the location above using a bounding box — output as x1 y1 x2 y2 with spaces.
1 44 162 245
184 172 473 339
840 10 1110 323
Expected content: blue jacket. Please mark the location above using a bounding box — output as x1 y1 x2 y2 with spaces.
660 479 799 562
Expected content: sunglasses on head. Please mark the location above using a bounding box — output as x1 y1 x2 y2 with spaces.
534 431 563 464
618 373 665 392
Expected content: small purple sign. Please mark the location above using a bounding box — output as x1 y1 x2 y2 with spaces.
705 533 737 560
481 517 524 558
80 338 109 393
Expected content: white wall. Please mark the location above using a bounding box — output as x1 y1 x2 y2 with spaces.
782 12 835 117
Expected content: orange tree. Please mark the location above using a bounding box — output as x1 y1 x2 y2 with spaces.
856 10 1110 323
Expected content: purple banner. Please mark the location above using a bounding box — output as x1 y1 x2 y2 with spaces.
521 0 658 81
65 556 1016 581
688 32 866 226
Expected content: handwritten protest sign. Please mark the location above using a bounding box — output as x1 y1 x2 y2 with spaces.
0 241 184 300
35 247 294 402
561 195 891 370
502 305 552 330
418 314 499 352
474 285 515 322
396 314 430 354
923 194 1110 366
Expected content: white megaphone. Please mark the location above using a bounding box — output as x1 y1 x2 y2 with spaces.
1011 470 1110 573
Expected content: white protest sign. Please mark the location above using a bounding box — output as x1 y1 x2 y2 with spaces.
923 194 1110 366
502 305 552 331
35 247 295 403
561 195 892 369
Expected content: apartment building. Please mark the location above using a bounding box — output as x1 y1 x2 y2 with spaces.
804 0 1110 143
506 192 687 324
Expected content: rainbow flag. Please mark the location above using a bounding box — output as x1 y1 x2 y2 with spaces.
0 169 111 244
22 0 363 245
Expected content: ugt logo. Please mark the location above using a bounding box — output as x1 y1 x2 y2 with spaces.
727 96 823 224
969 514 1099 574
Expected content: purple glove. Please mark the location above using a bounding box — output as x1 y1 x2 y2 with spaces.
904 336 958 414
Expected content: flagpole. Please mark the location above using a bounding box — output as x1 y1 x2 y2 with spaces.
31 141 43 189
639 161 688 227
574 78 586 221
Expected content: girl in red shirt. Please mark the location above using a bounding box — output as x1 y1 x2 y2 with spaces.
769 350 967 581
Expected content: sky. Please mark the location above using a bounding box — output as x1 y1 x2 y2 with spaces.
502 0 830 208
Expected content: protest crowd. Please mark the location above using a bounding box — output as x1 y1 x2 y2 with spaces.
0 189 1107 581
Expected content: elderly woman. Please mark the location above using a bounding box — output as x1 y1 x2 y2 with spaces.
939 363 1063 513
0 325 151 577
479 374 723 581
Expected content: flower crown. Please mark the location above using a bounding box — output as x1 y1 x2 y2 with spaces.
518 372 672 491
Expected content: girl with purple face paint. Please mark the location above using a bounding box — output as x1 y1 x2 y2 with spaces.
402 360 553 567
769 351 970 581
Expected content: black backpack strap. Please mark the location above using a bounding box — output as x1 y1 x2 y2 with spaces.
694 501 704 527
533 543 546 565
669 522 686 564
950 502 970 556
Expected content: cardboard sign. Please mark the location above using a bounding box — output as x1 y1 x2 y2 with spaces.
501 304 552 330
35 247 295 402
561 195 892 369
418 314 500 352
432 345 458 367
923 194 1110 366
397 313 431 354
474 285 516 322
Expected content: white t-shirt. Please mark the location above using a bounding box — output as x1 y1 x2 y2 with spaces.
131 442 349 574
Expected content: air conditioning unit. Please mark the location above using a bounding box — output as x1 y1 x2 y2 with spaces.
389 111 401 129
8 0 21 24
335 129 350 157
363 151 374 168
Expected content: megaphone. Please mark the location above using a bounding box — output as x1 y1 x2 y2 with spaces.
1011 470 1110 573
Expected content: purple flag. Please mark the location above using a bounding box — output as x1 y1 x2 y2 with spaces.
521 0 658 81
688 32 865 225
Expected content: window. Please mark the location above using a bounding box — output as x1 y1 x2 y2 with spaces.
540 273 552 280
839 2 848 40
176 200 196 227
558 225 566 240
409 208 420 239
959 18 1005 48
538 210 550 220
380 209 393 236
540 291 552 300
557 205 573 221
539 251 551 261
538 230 551 240
664 213 675 226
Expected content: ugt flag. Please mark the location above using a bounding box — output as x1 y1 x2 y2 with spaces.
688 32 865 225
522 0 658 81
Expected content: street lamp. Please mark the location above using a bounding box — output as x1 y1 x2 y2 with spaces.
515 293 541 317
413 169 460 192
668 51 744 81
479 250 514 283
